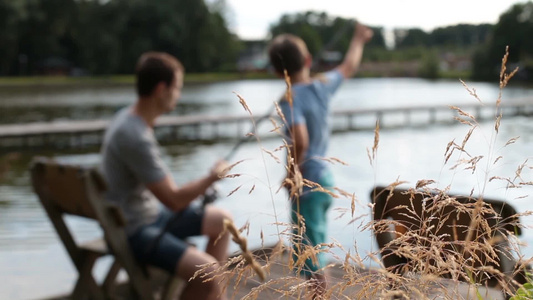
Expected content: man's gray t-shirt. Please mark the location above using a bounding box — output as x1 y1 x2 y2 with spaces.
101 107 168 235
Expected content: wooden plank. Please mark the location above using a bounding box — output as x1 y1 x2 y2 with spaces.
79 238 108 255
2 99 533 147
83 168 155 300
0 114 254 138
0 120 109 137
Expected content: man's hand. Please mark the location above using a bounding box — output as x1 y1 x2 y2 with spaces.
210 160 229 180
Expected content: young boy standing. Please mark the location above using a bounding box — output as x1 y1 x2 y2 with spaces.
268 22 373 298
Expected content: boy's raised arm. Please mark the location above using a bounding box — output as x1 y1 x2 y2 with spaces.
336 22 374 78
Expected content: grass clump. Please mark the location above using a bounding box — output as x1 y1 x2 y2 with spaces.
196 46 531 300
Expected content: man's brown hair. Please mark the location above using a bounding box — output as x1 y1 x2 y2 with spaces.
135 52 184 97
268 34 306 77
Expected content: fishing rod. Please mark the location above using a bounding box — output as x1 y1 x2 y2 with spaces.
200 108 274 207
224 110 275 161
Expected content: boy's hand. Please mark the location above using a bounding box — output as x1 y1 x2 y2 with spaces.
355 23 373 44
336 21 373 78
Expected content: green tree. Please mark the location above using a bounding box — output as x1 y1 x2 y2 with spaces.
270 12 324 55
418 50 440 79
17 0 79 74
71 0 125 74
431 24 492 48
472 2 533 81
0 1 25 75
395 28 429 48
94 0 241 74
3 0 240 75
394 24 492 50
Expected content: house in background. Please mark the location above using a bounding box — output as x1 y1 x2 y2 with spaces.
439 52 472 73
36 57 72 76
237 40 269 73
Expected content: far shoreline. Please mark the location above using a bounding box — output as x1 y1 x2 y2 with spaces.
0 72 276 88
0 69 475 88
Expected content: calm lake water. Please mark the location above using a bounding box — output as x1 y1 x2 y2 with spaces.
1 77 533 299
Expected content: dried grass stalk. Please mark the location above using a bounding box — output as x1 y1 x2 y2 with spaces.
224 218 266 281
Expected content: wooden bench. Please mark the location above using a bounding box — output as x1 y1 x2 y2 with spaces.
31 157 179 300
371 185 527 296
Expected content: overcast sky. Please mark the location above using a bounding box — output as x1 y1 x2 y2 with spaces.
224 0 530 40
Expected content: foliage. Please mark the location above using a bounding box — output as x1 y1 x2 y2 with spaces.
510 273 533 300
268 11 500 79
0 0 242 75
430 24 493 48
0 0 24 75
473 2 533 81
394 24 492 49
1 1 531 81
418 49 440 79
394 28 429 49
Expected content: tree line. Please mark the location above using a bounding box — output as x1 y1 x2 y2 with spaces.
0 0 241 75
0 0 531 80
269 2 532 81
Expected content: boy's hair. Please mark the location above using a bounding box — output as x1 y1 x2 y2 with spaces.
135 52 184 97
268 34 306 77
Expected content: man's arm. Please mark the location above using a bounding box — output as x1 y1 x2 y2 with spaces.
336 23 374 79
147 160 227 211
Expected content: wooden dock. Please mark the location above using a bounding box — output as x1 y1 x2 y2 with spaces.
1 99 532 150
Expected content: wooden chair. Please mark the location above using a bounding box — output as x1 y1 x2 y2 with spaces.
31 157 178 300
371 185 526 294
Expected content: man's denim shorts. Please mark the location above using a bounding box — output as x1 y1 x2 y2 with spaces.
128 205 204 273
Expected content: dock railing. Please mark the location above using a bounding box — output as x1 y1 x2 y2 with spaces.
1 98 532 150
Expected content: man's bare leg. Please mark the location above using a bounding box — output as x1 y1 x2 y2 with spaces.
175 206 231 300
202 205 231 262
176 247 226 300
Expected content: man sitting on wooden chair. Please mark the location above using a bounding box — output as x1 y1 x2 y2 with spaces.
101 51 231 300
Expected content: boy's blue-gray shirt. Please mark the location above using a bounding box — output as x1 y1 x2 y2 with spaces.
101 107 167 235
279 69 344 186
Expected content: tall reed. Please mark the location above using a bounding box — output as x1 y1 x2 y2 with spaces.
197 47 530 300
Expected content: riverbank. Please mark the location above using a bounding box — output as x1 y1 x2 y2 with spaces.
0 68 474 88
0 72 276 87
